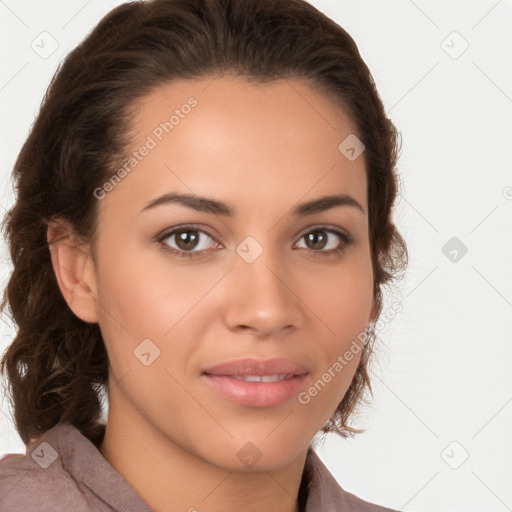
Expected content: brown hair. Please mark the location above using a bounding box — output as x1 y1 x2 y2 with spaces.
0 0 407 447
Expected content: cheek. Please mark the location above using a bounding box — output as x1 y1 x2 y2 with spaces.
304 255 374 338
95 239 187 330
294 251 372 357
300 255 373 402
94 242 215 376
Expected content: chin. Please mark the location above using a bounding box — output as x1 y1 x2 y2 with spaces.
200 434 308 473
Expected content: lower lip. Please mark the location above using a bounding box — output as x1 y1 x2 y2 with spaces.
202 374 307 408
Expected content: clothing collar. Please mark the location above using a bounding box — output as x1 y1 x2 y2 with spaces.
27 422 352 512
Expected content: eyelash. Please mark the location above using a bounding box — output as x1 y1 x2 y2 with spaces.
155 224 354 259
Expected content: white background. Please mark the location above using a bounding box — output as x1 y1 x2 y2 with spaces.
1 1 511 511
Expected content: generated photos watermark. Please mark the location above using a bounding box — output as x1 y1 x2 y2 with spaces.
94 97 198 200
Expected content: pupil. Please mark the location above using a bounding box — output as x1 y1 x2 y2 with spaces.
177 230 198 250
308 231 326 250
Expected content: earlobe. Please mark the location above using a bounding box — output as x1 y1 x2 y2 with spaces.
47 218 99 324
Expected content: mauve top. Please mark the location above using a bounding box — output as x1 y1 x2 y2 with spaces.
0 422 399 511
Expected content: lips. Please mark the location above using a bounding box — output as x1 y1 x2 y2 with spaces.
201 358 309 407
201 357 309 378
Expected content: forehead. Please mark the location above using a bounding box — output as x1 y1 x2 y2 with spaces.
103 76 367 219
130 75 361 150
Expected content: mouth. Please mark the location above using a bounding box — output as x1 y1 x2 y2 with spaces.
201 356 309 378
200 357 309 407
228 374 296 382
201 373 307 408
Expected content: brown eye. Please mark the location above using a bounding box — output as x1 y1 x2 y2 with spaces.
158 225 219 258
174 229 200 251
304 231 329 250
296 226 353 255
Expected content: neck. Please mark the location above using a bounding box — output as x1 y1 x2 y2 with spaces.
99 408 309 512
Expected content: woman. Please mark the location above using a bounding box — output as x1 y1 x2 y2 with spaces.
0 0 407 510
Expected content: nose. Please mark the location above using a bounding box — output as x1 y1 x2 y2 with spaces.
223 243 303 337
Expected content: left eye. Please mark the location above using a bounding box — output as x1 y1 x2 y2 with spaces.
295 228 350 253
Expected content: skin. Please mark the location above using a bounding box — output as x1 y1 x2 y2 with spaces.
48 76 376 512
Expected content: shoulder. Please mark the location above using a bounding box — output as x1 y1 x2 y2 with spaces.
0 424 94 512
1 421 152 512
333 486 400 512
304 449 399 512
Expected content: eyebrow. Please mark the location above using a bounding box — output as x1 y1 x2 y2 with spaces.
141 192 365 216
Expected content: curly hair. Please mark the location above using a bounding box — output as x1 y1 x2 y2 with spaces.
0 0 407 447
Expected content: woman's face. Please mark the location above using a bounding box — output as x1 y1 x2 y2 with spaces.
90 76 374 470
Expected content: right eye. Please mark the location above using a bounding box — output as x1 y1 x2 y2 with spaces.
156 225 221 259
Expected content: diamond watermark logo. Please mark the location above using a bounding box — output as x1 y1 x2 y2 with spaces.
31 441 58 469
441 31 469 60
30 31 59 60
442 237 468 263
237 442 262 468
338 134 365 161
236 236 263 264
440 441 469 469
134 338 161 366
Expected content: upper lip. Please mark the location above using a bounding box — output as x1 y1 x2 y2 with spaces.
202 358 309 377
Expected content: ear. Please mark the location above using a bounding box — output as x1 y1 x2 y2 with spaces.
47 217 99 323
